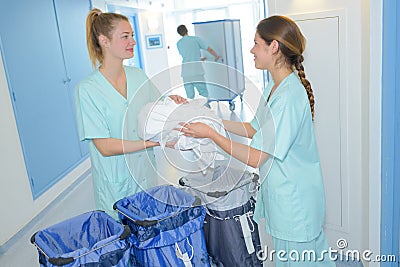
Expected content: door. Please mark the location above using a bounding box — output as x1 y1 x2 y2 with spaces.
293 15 348 246
53 0 92 156
381 0 400 264
0 0 83 198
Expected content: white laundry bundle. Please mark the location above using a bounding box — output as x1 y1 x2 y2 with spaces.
137 97 226 171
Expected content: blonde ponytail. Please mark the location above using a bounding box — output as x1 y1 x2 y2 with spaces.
85 8 129 68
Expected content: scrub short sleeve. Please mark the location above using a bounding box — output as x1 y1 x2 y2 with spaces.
250 104 275 155
250 118 259 131
262 95 306 161
74 86 110 141
197 36 209 50
250 95 266 131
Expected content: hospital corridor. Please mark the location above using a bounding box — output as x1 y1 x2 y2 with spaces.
0 101 262 266
0 100 368 266
0 0 399 266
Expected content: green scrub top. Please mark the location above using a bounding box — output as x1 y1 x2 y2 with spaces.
177 35 209 78
74 66 161 218
250 72 326 242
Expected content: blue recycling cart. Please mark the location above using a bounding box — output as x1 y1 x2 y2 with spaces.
30 211 131 267
114 185 210 267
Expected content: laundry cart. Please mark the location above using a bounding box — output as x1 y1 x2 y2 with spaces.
179 164 262 267
114 185 210 267
193 19 245 111
30 211 131 267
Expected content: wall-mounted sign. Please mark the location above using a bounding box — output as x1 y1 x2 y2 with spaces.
145 34 163 49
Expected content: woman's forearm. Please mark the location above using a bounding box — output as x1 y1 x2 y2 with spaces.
209 131 268 168
93 138 158 157
222 120 257 138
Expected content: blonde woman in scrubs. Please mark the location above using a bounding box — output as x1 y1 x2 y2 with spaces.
178 16 335 266
74 9 186 219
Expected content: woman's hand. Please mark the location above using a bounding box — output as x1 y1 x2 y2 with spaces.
145 140 160 148
169 94 188 104
165 140 177 149
177 122 215 139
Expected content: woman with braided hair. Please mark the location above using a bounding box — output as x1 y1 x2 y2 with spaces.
178 15 334 266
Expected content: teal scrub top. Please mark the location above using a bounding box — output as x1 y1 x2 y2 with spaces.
177 35 209 78
74 66 161 218
250 72 326 242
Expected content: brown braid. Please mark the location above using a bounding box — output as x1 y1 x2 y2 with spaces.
294 55 315 119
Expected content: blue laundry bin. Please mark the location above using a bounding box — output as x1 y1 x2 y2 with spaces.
114 185 210 267
30 210 131 267
179 165 262 267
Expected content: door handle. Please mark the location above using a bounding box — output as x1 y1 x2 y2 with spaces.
62 77 72 84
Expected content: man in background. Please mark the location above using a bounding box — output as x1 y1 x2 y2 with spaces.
177 24 220 99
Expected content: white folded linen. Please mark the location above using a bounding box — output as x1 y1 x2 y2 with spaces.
137 97 226 171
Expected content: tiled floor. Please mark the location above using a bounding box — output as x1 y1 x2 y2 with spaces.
0 175 96 267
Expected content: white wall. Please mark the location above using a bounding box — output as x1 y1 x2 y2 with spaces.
267 0 379 262
368 1 382 266
137 11 170 79
0 52 91 246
